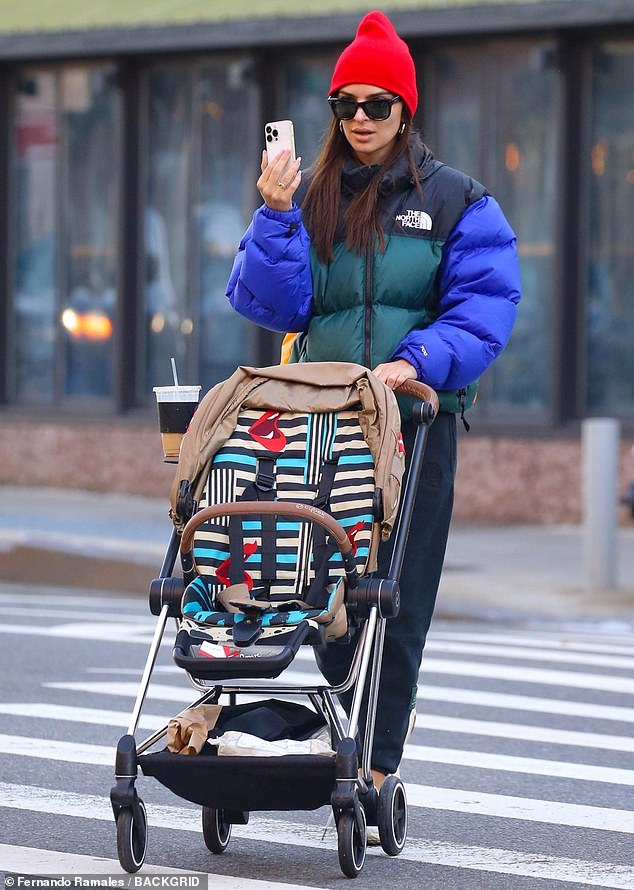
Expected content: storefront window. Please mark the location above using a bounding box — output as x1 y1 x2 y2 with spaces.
285 53 336 166
144 68 192 390
585 42 634 415
144 58 257 393
430 53 481 178
196 60 259 386
13 64 118 404
61 67 118 400
14 70 57 403
429 42 558 415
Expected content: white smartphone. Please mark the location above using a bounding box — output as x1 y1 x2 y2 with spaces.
264 120 296 163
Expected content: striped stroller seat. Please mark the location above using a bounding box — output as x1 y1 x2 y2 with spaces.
169 362 405 677
180 406 376 645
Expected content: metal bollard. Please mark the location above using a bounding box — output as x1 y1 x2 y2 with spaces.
582 418 620 593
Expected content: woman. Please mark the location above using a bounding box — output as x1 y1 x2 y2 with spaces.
226 10 521 796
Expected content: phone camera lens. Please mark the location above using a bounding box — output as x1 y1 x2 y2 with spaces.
266 134 272 142
272 129 278 138
265 125 272 133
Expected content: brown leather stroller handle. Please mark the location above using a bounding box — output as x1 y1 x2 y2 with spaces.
394 379 439 416
180 501 353 559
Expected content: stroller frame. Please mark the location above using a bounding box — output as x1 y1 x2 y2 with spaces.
111 381 438 878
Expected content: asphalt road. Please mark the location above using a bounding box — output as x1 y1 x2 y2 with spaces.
1 583 634 889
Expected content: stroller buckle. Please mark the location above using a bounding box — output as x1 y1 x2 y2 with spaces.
232 611 264 647
255 470 275 492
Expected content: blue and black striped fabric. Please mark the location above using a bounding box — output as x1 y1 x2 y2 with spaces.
181 574 346 628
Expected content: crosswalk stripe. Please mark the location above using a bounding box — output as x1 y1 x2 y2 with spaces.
407 745 634 786
421 684 634 724
0 843 197 876
0 734 114 765
406 784 634 833
2 784 634 887
420 656 634 694
0 702 166 730
419 715 634 752
0 591 144 610
434 624 634 646
0 605 153 624
44 679 320 702
431 630 634 658
0 844 324 889
3 730 634 788
0 622 156 644
426 639 634 670
87 666 181 674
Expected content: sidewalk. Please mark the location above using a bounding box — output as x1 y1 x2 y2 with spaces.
438 522 634 626
1 486 633 626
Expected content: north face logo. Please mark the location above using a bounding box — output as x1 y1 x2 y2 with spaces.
395 210 432 230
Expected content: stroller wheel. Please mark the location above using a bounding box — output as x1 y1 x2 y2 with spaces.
377 775 408 856
337 807 367 878
202 807 232 853
116 800 147 873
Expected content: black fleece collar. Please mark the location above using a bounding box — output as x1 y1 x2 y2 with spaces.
341 136 436 195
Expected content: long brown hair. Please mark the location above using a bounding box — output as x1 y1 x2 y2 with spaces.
302 114 421 264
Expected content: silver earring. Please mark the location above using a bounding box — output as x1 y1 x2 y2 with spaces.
339 120 345 133
398 121 406 135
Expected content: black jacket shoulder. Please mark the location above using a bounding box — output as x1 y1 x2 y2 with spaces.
413 158 488 239
423 159 488 208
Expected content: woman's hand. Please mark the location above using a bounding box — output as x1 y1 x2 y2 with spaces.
372 358 417 390
258 149 302 212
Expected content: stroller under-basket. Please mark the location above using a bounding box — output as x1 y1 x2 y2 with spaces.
110 361 438 878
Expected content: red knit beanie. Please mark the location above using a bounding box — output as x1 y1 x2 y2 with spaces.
329 10 418 118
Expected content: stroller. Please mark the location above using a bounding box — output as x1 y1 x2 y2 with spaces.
110 361 438 878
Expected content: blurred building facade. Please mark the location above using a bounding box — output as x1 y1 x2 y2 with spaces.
0 0 632 523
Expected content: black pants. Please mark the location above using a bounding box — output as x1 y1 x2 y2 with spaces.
315 410 457 774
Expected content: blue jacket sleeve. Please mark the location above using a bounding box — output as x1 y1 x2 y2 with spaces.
225 204 313 333
392 196 521 390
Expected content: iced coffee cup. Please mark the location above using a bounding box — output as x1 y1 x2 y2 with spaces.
153 385 201 462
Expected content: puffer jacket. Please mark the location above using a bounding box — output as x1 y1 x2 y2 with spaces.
226 139 521 414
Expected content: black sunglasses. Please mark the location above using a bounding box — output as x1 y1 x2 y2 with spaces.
328 95 401 122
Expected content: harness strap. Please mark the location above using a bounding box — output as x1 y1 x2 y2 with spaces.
254 457 277 584
227 456 277 586
304 457 339 608
228 510 246 586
